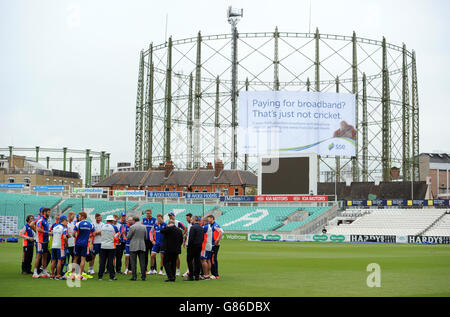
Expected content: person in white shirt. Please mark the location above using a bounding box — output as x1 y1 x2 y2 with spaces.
98 215 119 281
88 213 104 274
66 212 76 265
182 213 193 277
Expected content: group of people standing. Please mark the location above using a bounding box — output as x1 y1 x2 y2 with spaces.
19 207 224 283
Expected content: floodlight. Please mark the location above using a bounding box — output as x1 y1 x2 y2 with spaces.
227 6 243 26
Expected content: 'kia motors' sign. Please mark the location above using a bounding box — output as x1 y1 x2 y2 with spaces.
255 195 328 202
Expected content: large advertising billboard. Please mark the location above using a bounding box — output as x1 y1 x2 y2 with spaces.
238 91 356 156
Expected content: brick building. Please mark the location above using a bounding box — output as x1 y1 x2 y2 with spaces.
419 153 450 198
93 160 257 196
0 155 82 188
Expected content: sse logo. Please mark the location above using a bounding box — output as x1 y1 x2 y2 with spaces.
329 143 345 151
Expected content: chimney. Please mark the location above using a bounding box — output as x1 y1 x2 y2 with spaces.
165 161 174 178
206 162 213 170
214 159 224 178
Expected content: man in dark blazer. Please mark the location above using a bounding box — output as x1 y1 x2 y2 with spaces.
185 216 204 281
160 220 183 282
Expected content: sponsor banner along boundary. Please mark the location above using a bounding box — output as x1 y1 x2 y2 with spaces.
243 233 450 244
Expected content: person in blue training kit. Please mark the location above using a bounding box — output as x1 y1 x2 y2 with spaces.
115 212 128 274
207 215 224 279
19 215 35 275
30 206 45 231
31 207 49 276
89 213 103 274
49 214 60 232
71 211 94 280
33 208 51 278
142 209 157 274
150 214 167 275
124 216 133 275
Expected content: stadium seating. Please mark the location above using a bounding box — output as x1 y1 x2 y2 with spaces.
276 207 330 232
326 208 447 236
59 198 138 222
137 202 218 223
423 214 450 236
217 206 301 231
340 209 371 217
0 192 62 229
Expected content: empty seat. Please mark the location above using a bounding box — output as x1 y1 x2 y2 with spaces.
327 208 448 236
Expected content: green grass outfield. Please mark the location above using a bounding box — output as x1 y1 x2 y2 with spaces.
0 240 449 297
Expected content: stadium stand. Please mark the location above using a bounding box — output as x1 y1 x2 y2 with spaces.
59 198 138 222
137 202 218 223
276 207 331 232
422 214 450 236
340 209 371 218
0 192 62 228
137 202 164 214
326 209 448 236
218 206 301 231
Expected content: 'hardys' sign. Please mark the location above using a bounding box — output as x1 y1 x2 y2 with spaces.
408 236 450 244
350 235 397 243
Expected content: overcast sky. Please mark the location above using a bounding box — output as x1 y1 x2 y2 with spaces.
1 0 449 176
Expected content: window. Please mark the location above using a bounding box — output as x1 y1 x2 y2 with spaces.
194 189 199 193
234 188 239 196
24 178 31 187
223 188 228 196
8 177 14 183
164 187 169 192
202 189 207 192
